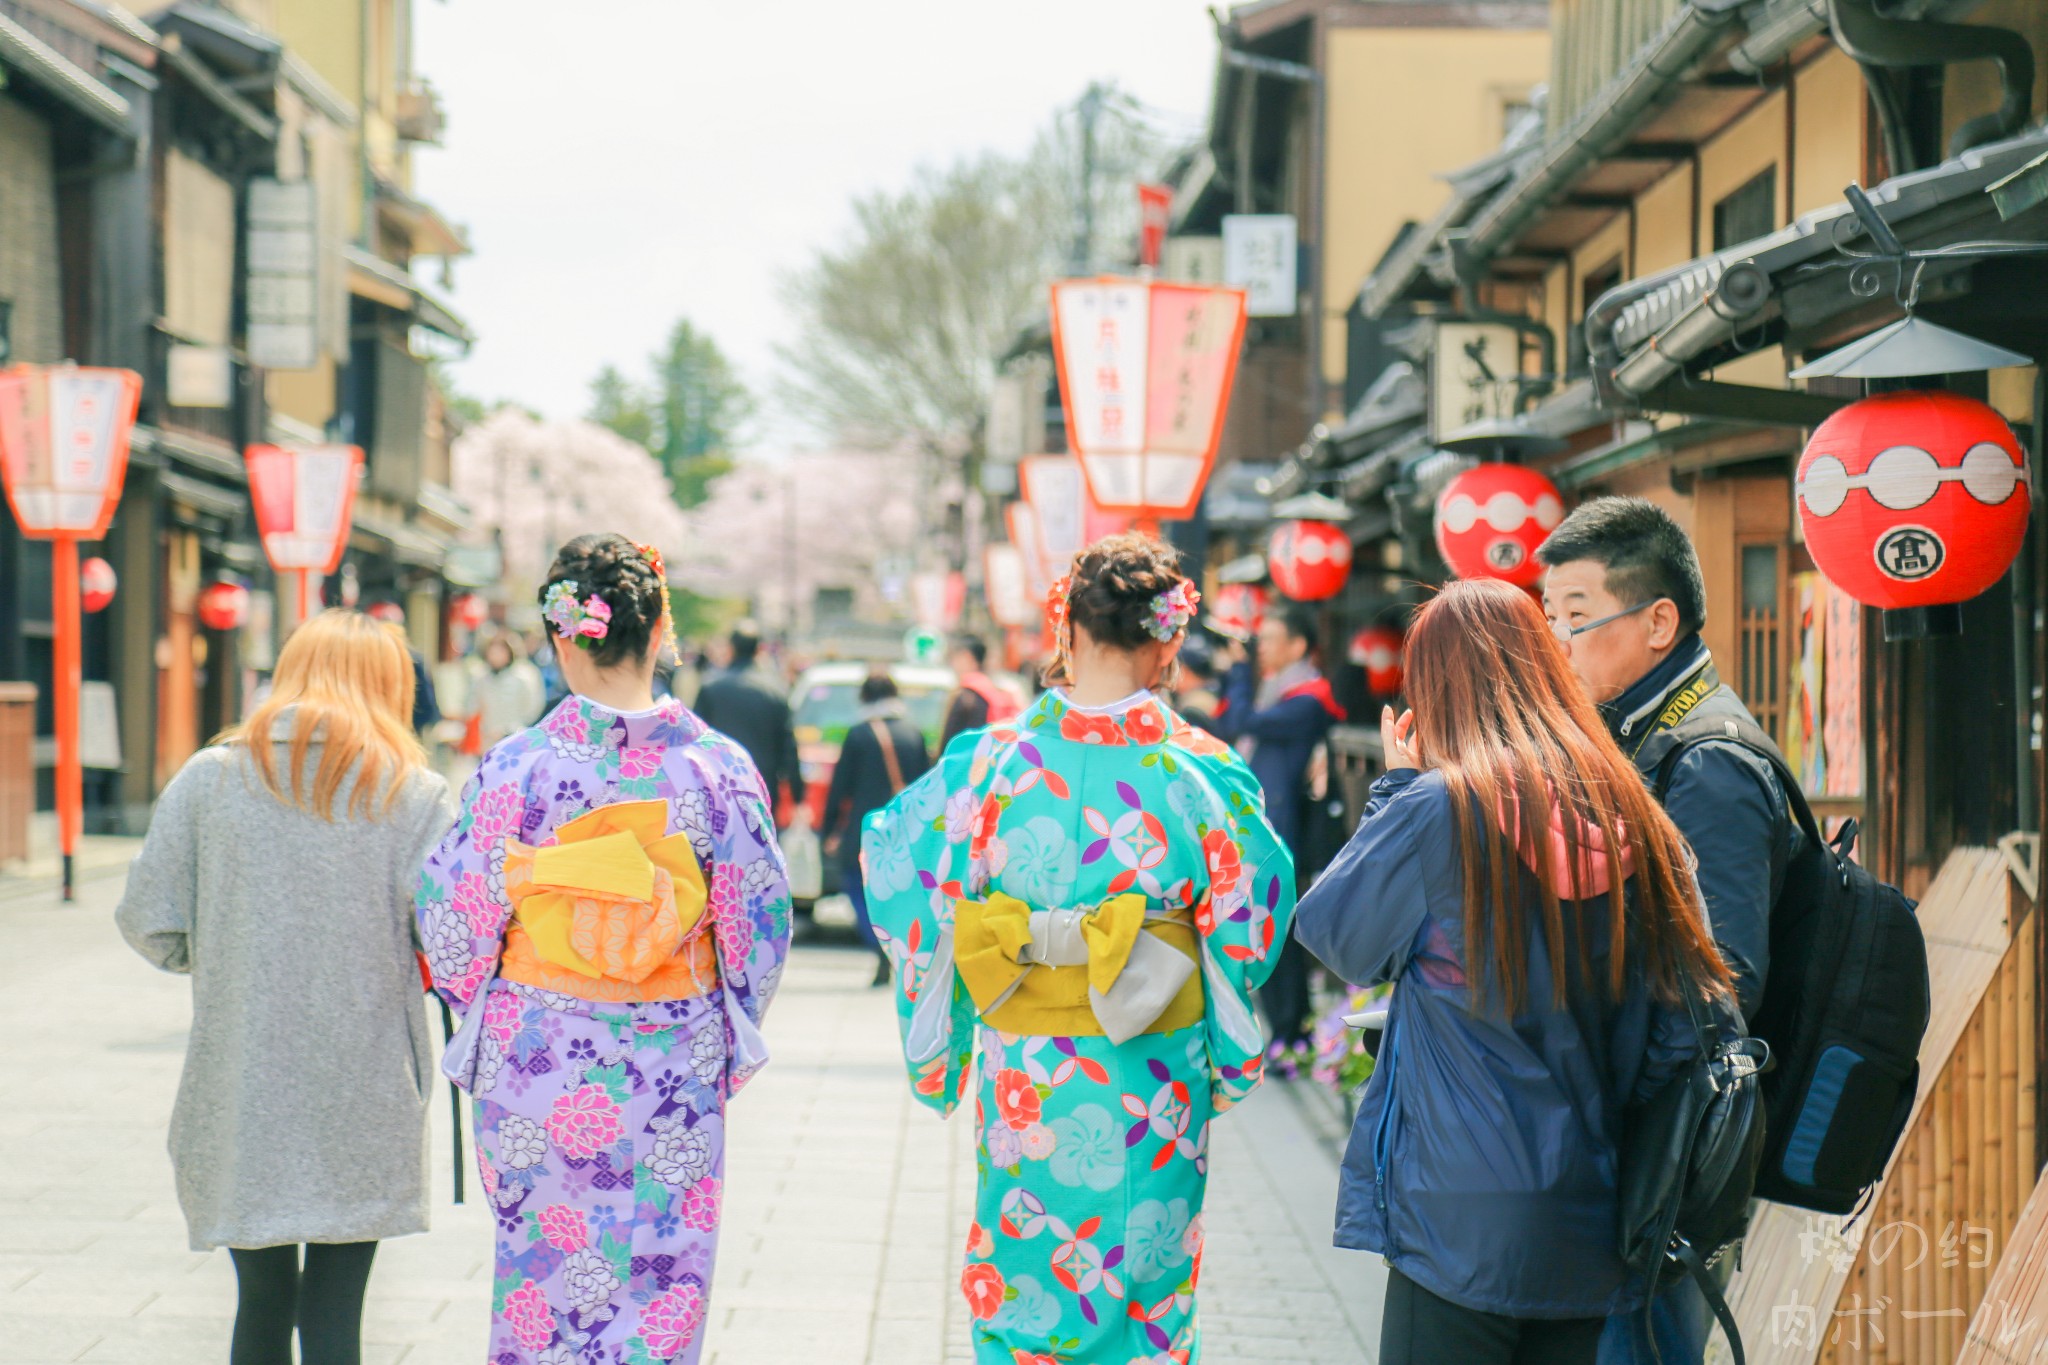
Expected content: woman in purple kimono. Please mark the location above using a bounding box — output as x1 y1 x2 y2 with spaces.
418 534 790 1364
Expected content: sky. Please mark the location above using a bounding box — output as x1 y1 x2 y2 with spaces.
411 0 1224 448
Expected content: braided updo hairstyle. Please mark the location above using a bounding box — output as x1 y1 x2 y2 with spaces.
1065 533 1189 651
539 533 666 670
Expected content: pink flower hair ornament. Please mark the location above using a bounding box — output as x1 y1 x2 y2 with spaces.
1146 580 1202 642
542 580 612 647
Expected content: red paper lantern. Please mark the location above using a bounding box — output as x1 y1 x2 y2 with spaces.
80 556 116 613
1348 624 1405 696
451 592 489 632
197 581 250 632
1268 520 1352 601
1797 390 2032 639
1209 583 1267 640
1434 463 1566 587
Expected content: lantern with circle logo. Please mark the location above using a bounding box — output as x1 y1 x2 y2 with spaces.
1348 624 1405 696
1268 520 1352 601
1796 390 2031 640
197 580 251 633
81 557 117 613
1434 463 1566 588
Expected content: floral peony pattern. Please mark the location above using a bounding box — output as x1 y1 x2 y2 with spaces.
419 696 791 1364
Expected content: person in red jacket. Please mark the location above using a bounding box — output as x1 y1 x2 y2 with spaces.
938 634 1022 751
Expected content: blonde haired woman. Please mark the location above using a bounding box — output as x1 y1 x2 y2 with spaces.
119 610 453 1365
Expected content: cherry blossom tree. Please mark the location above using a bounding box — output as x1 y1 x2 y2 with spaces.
452 408 690 603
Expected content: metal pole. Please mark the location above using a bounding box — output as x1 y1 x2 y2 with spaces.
1072 84 1104 274
52 535 81 902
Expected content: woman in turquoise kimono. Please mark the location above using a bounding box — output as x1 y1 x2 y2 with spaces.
863 533 1296 1364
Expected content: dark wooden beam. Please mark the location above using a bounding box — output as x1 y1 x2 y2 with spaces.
1563 194 1635 210
1639 378 1852 426
1614 141 1697 162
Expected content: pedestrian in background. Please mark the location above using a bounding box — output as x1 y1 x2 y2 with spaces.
1210 606 1345 1071
116 610 453 1365
1536 496 1799 1365
468 629 547 751
693 619 806 824
419 534 791 1365
938 633 1021 751
1169 632 1222 730
863 534 1295 1363
819 671 929 985
1296 579 1723 1365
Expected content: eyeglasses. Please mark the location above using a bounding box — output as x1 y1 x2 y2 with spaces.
1549 600 1657 644
1798 444 2031 518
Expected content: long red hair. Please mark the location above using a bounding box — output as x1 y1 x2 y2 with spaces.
1405 578 1731 1013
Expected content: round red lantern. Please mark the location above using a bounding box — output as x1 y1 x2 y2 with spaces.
1209 583 1267 640
1434 464 1566 587
1797 391 2031 640
81 557 117 613
451 592 489 632
1348 624 1405 696
196 581 250 632
1268 520 1353 601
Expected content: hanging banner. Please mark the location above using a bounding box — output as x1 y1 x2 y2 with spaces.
1137 183 1173 268
1049 278 1247 522
984 543 1031 628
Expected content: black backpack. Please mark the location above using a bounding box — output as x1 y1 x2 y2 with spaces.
1654 715 1930 1215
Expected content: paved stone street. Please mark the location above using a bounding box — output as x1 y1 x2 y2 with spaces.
0 866 1380 1363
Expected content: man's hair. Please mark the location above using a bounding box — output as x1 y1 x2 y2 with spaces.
859 671 898 705
953 634 988 668
1274 605 1318 652
729 619 762 665
1536 496 1707 635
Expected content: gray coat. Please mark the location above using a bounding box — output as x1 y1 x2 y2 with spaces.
116 727 453 1250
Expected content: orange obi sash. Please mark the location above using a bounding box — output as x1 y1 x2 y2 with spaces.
500 800 718 1004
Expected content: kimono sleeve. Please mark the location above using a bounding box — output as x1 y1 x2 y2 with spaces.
415 764 519 1009
862 747 977 1118
1185 746 1298 1112
706 758 792 1031
116 748 221 974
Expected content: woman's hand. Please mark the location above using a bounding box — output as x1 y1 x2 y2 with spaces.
1381 705 1420 772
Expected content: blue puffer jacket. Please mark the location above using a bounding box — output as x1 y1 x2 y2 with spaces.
1296 767 1699 1321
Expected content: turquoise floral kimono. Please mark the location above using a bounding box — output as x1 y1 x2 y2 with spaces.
863 691 1295 1364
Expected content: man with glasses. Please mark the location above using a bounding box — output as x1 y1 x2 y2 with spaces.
1537 496 1800 1365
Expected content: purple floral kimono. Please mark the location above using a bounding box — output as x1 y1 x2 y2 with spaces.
418 696 791 1365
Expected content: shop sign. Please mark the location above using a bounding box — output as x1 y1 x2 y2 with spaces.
1429 321 1522 441
1222 214 1297 317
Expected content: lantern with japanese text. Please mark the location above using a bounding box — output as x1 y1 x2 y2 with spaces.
1268 520 1352 601
1049 278 1248 529
1796 390 2032 640
1208 583 1267 641
1434 463 1566 587
81 557 117 613
244 443 362 625
0 363 142 901
451 592 489 632
1349 624 1405 696
197 580 251 633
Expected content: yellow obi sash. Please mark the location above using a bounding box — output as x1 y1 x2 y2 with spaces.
953 892 1205 1043
500 800 718 1004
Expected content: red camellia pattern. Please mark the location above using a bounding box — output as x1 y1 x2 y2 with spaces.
993 1067 1043 1131
1796 390 2031 613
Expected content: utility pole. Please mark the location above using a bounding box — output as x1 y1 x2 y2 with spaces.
1071 82 1106 274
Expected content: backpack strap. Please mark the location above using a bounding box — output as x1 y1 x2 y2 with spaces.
1650 715 1827 862
1672 1236 1747 1365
